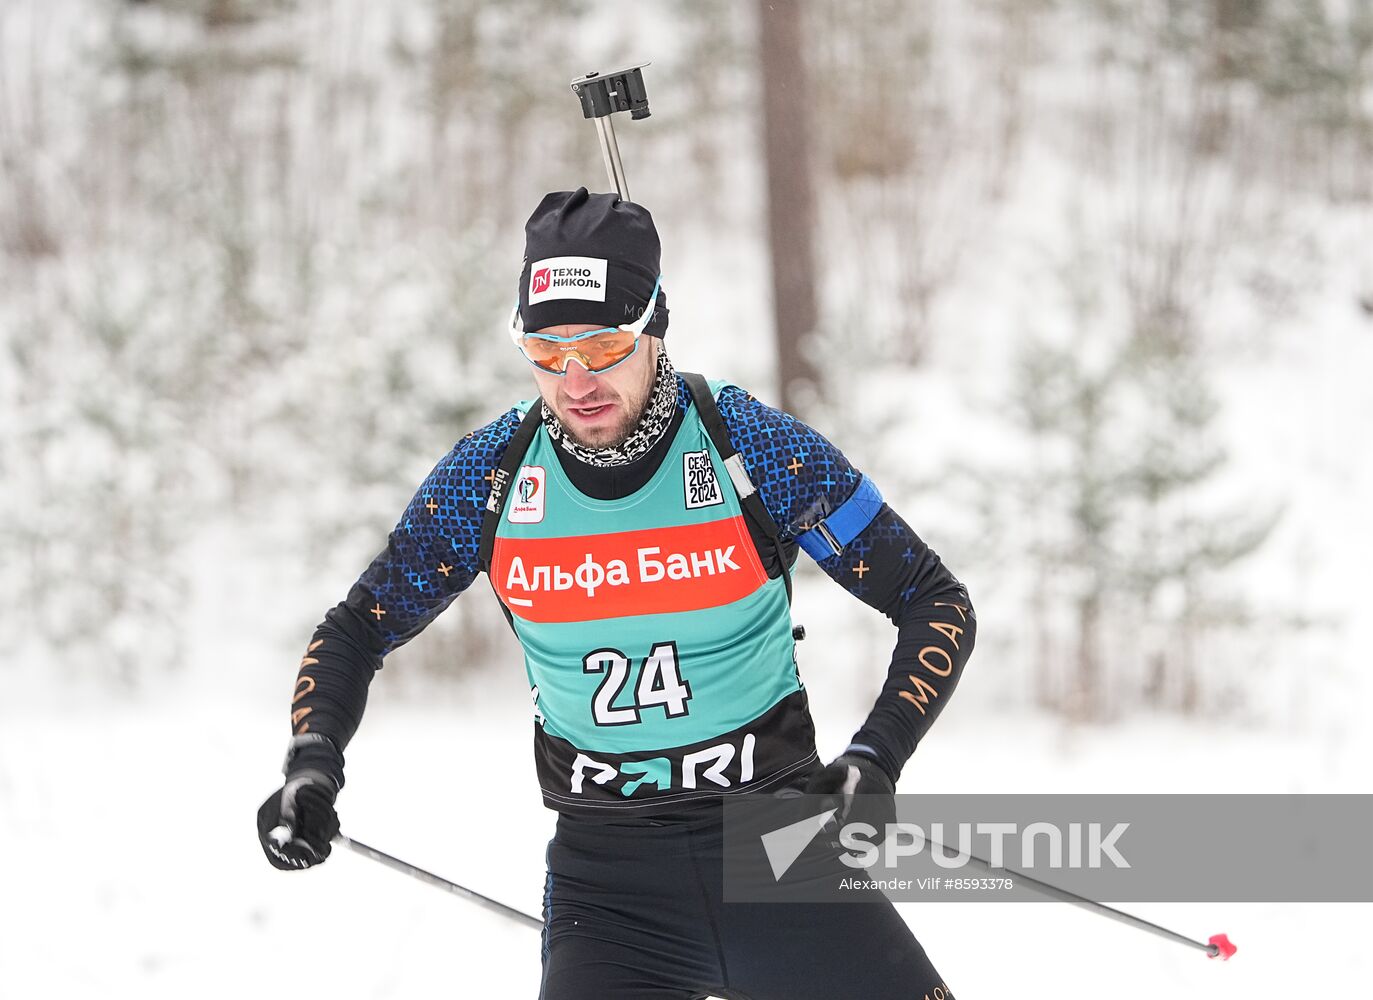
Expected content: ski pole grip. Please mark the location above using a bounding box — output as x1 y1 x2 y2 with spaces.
1206 933 1237 960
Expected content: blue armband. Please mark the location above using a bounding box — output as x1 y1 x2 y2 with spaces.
795 475 884 560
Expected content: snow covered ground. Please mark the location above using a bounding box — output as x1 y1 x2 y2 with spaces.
2 647 1368 997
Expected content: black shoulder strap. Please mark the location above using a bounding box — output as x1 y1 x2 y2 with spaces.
681 372 793 605
478 402 545 575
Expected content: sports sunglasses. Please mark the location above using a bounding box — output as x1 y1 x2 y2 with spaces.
509 275 662 375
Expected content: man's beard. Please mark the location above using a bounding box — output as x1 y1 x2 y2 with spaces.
540 349 678 467
556 389 648 449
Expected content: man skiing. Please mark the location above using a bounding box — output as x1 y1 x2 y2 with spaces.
258 187 975 999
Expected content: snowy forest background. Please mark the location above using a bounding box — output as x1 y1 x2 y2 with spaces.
2 1 1370 997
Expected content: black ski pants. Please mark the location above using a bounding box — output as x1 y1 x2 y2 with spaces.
539 807 953 1000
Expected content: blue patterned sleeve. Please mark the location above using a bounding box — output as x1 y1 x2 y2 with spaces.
713 385 863 541
286 409 521 756
716 386 976 783
344 408 523 653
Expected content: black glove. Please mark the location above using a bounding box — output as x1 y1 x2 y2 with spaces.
257 734 344 871
804 749 897 843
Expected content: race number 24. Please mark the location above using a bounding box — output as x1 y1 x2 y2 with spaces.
583 641 693 726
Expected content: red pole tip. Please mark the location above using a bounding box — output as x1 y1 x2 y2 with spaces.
1207 933 1237 961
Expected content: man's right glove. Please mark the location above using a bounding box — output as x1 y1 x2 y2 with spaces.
256 734 344 871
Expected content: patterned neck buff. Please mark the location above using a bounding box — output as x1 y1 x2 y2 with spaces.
542 348 678 467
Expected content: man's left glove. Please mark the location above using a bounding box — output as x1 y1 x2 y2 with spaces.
804 749 897 842
256 734 344 871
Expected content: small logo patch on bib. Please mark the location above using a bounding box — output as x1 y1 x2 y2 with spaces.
508 466 547 523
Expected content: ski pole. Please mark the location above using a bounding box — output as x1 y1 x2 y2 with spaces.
937 843 1237 960
570 64 652 201
334 832 543 931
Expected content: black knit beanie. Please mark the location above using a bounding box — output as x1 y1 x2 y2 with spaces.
517 188 669 338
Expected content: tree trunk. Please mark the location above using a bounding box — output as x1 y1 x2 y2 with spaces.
1072 588 1101 722
756 0 820 416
